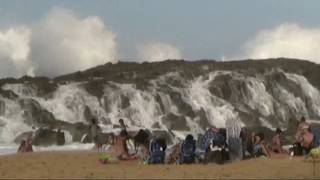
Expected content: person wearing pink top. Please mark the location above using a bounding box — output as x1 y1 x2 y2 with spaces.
301 127 314 153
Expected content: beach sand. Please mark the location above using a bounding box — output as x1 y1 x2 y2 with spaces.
0 151 319 179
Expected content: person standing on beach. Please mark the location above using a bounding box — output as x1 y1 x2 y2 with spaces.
90 118 100 145
113 118 129 139
113 119 128 133
17 140 27 153
119 119 128 131
24 133 34 152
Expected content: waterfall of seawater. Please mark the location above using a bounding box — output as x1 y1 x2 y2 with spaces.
0 70 320 147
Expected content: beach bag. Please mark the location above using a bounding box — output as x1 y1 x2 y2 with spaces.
180 139 196 164
290 143 303 156
204 143 229 164
148 139 165 164
202 128 225 152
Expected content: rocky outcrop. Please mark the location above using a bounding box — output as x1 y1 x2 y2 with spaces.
0 100 5 115
1 58 320 146
14 128 65 146
161 113 190 131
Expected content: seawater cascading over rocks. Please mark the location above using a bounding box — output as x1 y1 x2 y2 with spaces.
0 58 320 145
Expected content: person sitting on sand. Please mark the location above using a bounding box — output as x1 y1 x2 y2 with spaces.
17 140 27 153
295 117 310 143
114 130 136 160
301 127 314 154
253 132 270 158
272 128 283 154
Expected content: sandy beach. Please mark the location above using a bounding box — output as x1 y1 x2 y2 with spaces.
0 151 318 179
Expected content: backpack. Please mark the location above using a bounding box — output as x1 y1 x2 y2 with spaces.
290 142 303 156
204 141 229 164
202 128 225 152
180 139 196 164
148 139 166 164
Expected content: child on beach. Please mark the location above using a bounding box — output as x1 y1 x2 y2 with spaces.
272 128 284 154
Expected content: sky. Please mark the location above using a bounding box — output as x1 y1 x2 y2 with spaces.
0 0 320 78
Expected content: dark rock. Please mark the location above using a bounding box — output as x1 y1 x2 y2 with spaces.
120 95 130 109
82 79 105 99
0 89 18 99
2 58 320 145
67 122 90 142
0 100 5 115
102 96 111 113
32 128 63 146
83 106 94 123
14 132 32 144
155 94 165 113
161 113 190 131
19 98 67 129
194 108 210 129
169 92 195 118
80 132 113 144
56 130 65 146
14 128 66 146
151 130 174 145
151 122 161 129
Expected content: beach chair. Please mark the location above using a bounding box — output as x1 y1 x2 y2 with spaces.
180 137 196 164
148 138 166 164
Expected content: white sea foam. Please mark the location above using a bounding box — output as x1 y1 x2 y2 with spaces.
0 143 94 156
0 96 31 143
1 70 320 146
285 73 320 117
185 71 239 128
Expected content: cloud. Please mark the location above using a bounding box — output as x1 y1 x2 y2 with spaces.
138 42 182 62
238 23 320 63
0 8 117 78
31 8 118 76
0 26 34 77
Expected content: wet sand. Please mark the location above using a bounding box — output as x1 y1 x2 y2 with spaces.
0 151 319 179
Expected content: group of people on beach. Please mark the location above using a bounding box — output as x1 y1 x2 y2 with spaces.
17 135 33 153
91 116 320 164
17 116 320 165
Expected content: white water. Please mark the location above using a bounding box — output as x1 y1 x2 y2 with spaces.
0 95 31 143
186 72 239 128
0 70 320 147
0 143 94 156
285 73 320 117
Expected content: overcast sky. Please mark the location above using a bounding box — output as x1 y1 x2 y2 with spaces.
0 0 320 77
